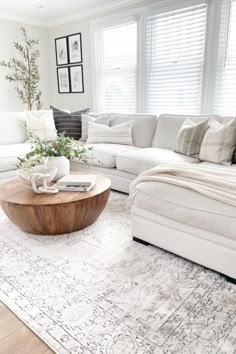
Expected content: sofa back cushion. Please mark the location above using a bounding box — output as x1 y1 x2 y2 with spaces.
0 111 27 145
109 113 157 148
152 114 223 150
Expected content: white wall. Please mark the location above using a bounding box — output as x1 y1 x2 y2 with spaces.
0 19 50 111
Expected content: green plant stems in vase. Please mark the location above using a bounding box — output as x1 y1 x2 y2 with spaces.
17 130 92 174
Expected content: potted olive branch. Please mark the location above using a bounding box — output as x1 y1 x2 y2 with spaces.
17 131 92 181
0 27 42 110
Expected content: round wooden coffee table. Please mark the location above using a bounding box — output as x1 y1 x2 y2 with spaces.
0 173 111 235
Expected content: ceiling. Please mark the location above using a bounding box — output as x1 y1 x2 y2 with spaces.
0 0 141 27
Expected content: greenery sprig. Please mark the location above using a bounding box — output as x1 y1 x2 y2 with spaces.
17 130 92 170
0 27 42 110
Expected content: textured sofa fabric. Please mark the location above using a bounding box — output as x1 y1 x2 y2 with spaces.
132 180 236 239
0 143 31 173
116 148 199 175
74 144 139 169
131 178 236 279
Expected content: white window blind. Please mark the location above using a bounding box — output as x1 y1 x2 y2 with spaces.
214 0 236 115
94 21 137 113
145 3 207 114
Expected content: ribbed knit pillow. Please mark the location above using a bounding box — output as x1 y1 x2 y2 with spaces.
199 118 236 165
174 119 209 158
87 121 133 145
80 114 110 142
50 106 90 140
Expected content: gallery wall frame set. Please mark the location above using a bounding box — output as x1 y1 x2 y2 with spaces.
57 65 84 94
55 32 84 94
55 33 83 66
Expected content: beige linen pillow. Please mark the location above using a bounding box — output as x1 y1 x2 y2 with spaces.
87 121 133 145
199 117 236 165
80 114 110 142
174 118 209 158
25 110 57 142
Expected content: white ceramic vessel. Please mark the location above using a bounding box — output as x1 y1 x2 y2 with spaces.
45 156 70 181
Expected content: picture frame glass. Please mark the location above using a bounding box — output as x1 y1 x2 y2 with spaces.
58 68 70 93
68 34 82 64
70 66 83 93
56 37 68 65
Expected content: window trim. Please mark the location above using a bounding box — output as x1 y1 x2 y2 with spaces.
91 0 235 115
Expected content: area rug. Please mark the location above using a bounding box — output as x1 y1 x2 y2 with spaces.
0 192 236 354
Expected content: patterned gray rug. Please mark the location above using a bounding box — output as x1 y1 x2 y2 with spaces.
0 192 236 354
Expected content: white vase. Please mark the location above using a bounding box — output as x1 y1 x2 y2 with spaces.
45 156 70 181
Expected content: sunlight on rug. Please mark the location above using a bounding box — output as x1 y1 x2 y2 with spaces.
0 192 236 354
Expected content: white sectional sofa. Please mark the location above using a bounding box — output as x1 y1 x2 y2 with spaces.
1 110 236 281
0 111 233 190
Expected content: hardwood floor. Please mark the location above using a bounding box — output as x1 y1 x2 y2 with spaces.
0 301 54 354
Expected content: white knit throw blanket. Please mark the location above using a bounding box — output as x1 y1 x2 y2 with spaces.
130 164 236 207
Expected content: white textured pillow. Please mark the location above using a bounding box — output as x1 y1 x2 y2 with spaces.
199 117 236 165
25 110 57 142
80 114 110 142
87 121 133 145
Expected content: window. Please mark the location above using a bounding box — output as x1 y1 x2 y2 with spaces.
145 3 207 114
92 0 236 116
214 0 236 115
93 20 137 113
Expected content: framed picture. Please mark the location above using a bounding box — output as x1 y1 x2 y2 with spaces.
55 36 68 66
69 65 84 93
68 33 82 64
57 67 70 93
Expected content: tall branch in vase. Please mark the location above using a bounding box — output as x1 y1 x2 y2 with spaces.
0 27 42 110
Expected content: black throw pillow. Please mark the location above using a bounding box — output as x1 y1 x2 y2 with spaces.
232 148 236 164
50 106 90 140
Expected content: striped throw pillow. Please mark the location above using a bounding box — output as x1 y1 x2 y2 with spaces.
199 118 236 165
87 121 133 145
80 114 110 142
174 119 209 158
50 106 90 140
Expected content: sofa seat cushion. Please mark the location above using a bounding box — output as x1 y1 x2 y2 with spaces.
0 143 31 172
132 180 236 240
116 148 199 175
75 144 139 168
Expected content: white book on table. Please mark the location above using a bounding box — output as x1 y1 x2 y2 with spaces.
57 174 97 187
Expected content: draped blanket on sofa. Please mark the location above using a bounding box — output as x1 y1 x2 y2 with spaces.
130 164 236 207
